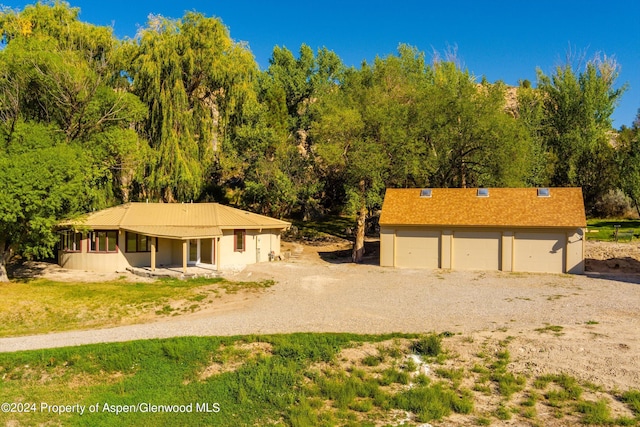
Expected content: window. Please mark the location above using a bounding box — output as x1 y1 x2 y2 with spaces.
477 188 489 197
537 188 550 197
60 230 82 252
89 230 118 253
234 230 246 252
125 232 157 253
420 188 432 198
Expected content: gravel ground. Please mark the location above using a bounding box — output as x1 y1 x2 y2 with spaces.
1 241 639 390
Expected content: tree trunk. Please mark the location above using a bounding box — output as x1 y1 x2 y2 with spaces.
352 180 367 263
0 245 11 283
0 263 8 283
634 197 640 219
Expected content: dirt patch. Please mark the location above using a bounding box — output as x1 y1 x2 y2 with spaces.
196 341 273 382
586 240 640 273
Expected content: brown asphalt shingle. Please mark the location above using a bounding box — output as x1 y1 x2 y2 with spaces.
379 188 586 228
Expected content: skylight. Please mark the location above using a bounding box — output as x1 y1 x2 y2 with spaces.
537 188 550 197
477 188 489 197
420 188 432 198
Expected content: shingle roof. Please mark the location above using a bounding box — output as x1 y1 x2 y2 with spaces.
379 188 586 228
60 203 290 238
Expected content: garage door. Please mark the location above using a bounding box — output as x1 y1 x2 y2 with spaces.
514 232 565 273
395 229 440 268
453 231 501 270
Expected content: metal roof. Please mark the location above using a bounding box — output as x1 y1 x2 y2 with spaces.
60 203 290 239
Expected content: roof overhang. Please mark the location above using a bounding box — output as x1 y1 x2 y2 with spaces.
120 226 222 240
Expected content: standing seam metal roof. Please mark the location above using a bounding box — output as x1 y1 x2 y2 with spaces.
60 203 290 238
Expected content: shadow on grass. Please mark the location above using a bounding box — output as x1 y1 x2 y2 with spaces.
318 240 380 265
6 259 49 281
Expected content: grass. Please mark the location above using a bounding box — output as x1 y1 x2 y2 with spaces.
1 332 639 426
587 219 640 242
0 277 275 337
535 324 564 336
288 215 355 241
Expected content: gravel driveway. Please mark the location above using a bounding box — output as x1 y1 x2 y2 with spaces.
1 258 638 352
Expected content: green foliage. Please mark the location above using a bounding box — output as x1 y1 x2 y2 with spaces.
411 334 443 357
0 2 633 268
122 12 257 202
0 139 90 261
577 399 612 425
616 112 640 216
621 390 640 416
536 57 626 212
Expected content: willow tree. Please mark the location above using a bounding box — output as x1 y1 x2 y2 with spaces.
0 2 147 206
123 12 257 202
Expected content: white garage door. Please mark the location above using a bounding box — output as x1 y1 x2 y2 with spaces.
514 232 565 273
395 229 440 268
453 231 501 270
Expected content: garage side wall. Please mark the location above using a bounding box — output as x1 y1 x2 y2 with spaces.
380 227 395 267
566 228 585 274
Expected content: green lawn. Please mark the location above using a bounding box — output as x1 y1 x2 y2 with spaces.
0 277 273 337
1 333 638 426
288 215 355 241
587 219 640 242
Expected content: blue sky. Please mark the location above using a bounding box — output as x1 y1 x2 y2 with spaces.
4 0 640 127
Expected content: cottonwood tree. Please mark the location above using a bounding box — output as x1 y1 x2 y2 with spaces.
420 61 533 188
617 111 640 216
313 46 429 262
537 56 626 211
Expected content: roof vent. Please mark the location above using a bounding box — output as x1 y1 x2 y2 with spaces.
420 188 432 198
537 188 550 197
477 188 489 197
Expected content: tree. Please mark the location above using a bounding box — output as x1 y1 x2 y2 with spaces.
617 110 640 216
0 124 90 281
313 46 429 262
122 12 257 202
420 61 533 188
0 3 148 207
537 56 626 211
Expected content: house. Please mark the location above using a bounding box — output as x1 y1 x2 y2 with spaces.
379 188 586 274
58 203 290 273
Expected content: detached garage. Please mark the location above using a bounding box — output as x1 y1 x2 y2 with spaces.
379 188 586 274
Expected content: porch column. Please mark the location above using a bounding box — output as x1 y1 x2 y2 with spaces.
211 238 215 264
216 237 221 271
150 238 156 271
182 240 187 274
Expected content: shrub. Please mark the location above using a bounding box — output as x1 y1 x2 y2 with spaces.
621 390 640 416
411 334 442 357
577 399 612 425
592 189 632 218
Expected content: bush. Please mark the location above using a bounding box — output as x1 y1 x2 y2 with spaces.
592 189 632 218
411 334 442 357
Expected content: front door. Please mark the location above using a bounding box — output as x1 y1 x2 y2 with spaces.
188 239 200 265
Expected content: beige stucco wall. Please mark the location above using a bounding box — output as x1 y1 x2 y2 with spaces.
380 226 585 274
217 229 282 268
379 228 395 267
59 229 285 272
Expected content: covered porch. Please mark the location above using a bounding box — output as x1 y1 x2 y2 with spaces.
122 225 222 274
